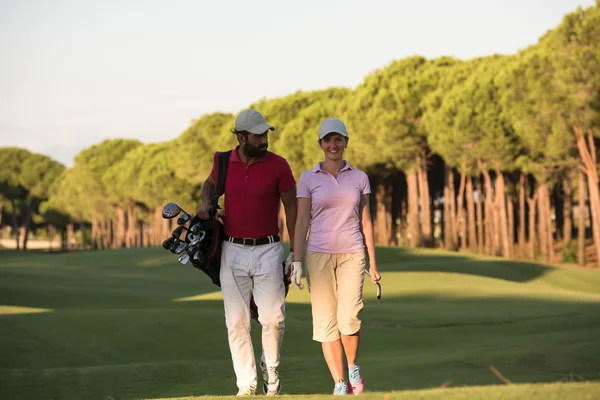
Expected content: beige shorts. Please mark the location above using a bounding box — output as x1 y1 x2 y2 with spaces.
305 251 366 342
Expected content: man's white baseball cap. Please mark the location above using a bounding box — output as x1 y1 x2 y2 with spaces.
318 118 349 140
234 109 274 134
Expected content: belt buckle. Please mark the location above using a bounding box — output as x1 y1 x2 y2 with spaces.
243 238 256 247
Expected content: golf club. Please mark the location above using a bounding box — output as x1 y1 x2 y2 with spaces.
172 225 188 239
169 239 188 254
162 202 182 219
162 236 176 250
186 229 206 246
177 212 192 225
364 269 381 300
178 253 190 264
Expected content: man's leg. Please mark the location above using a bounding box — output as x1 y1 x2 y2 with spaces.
220 241 257 391
252 242 285 394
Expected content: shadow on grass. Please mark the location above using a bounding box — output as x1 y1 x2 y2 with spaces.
375 247 554 283
1 247 599 400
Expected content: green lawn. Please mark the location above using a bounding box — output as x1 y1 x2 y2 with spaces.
0 246 599 400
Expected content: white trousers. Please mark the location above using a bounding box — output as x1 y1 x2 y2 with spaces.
220 240 286 389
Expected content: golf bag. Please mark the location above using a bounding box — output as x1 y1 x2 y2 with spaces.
187 150 231 286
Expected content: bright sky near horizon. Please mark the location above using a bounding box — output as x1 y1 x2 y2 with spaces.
0 0 596 167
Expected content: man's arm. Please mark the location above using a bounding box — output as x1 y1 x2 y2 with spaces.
280 186 297 246
196 174 217 220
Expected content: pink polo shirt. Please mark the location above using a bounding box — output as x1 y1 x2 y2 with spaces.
297 161 371 254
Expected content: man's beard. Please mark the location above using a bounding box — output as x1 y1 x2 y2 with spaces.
243 142 268 158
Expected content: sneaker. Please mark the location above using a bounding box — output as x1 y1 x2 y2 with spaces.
260 362 281 396
333 380 349 395
236 386 256 396
348 365 364 395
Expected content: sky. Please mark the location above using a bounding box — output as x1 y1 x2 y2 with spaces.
0 0 596 167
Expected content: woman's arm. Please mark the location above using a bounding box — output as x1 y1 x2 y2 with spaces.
359 194 381 283
293 198 311 262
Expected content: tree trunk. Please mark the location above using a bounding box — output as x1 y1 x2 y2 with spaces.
61 227 68 252
91 213 98 250
105 218 114 249
0 198 3 239
443 169 452 250
537 183 554 263
407 170 421 248
527 192 537 261
507 194 515 258
11 199 20 250
375 180 390 246
115 207 126 248
563 177 573 245
142 222 149 247
21 199 32 251
48 225 56 252
578 171 586 266
574 126 600 266
482 170 495 255
495 171 511 258
126 203 135 248
466 176 477 252
456 173 466 251
66 223 74 251
518 173 526 255
447 167 457 250
475 176 484 254
544 184 555 262
158 207 165 246
418 154 433 247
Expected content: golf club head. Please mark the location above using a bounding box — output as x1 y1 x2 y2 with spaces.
162 236 176 250
177 212 191 226
193 248 204 264
178 253 190 264
189 221 203 235
170 240 188 255
172 225 186 239
171 240 188 254
187 230 206 246
162 202 182 219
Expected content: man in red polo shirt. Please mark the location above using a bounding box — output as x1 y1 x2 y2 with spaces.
196 109 302 396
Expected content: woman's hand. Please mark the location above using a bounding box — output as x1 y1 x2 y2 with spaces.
368 265 381 285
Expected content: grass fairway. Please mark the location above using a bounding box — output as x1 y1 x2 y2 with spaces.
0 246 599 400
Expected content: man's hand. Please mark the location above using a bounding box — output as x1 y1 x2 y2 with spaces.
196 203 212 220
289 261 304 289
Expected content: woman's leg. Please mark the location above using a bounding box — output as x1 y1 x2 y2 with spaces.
322 340 345 382
305 251 344 384
337 252 366 394
341 331 360 366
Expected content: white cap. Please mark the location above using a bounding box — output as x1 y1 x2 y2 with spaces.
318 118 348 139
234 109 274 134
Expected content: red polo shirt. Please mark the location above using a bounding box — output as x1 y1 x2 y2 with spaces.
210 147 296 238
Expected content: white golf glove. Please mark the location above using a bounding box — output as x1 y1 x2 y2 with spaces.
284 251 294 273
290 261 304 290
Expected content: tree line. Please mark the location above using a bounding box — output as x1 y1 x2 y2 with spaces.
1 2 599 266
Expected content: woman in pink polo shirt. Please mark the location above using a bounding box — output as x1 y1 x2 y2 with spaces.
293 118 381 395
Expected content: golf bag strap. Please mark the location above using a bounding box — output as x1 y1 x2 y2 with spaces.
210 150 231 217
